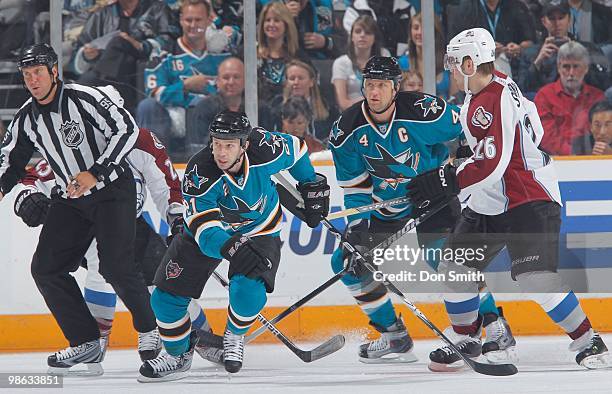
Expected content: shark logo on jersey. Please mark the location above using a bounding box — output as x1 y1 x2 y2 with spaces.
258 130 285 154
471 106 493 129
183 164 209 196
329 117 344 142
364 144 420 190
414 96 442 117
219 195 267 230
59 120 85 149
165 259 184 280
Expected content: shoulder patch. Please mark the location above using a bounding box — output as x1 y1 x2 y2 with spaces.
182 149 221 196
247 128 290 165
328 104 366 148
396 91 447 121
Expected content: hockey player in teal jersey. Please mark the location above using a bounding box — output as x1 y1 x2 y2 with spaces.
328 56 515 363
138 111 330 382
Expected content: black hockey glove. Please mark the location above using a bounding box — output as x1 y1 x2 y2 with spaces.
296 173 330 228
342 220 373 277
14 189 51 227
408 164 460 209
166 214 184 246
221 234 273 280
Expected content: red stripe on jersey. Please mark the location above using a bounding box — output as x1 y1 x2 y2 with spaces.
135 128 182 205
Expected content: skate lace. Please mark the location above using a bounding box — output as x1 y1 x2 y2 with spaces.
138 329 160 351
439 338 475 356
55 344 84 361
148 354 179 373
223 331 244 362
367 334 390 352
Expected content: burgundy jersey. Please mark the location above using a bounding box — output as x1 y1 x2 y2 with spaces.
20 128 183 220
456 72 561 215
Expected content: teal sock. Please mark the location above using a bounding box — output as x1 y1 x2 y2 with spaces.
479 288 500 316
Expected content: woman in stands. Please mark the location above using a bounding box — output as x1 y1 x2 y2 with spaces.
332 15 390 111
397 13 457 100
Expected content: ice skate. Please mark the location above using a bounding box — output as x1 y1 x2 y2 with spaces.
358 316 417 364
223 328 245 373
194 328 224 365
138 331 197 383
571 330 610 370
138 328 162 362
47 339 104 376
428 327 482 372
482 307 518 364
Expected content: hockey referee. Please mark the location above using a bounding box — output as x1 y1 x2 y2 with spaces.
0 44 159 375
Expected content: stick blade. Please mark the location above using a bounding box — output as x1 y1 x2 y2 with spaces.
469 359 518 376
301 335 346 363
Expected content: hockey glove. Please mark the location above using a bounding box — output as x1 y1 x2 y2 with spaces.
296 173 330 228
408 164 459 209
221 234 273 280
166 214 184 246
14 189 51 227
342 220 373 277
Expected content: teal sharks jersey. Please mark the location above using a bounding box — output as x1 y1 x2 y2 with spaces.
328 91 462 222
144 38 230 108
182 128 315 259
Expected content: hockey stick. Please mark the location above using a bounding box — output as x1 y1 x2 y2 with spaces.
325 196 412 220
274 174 518 376
211 271 346 363
245 267 349 342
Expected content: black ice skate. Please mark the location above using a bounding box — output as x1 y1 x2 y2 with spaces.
482 307 518 364
47 339 104 376
358 316 417 364
138 328 162 362
194 327 224 366
138 331 198 383
571 330 610 369
223 328 245 373
429 327 482 372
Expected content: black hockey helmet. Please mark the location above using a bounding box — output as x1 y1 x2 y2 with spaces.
209 110 252 147
362 56 402 85
18 43 58 73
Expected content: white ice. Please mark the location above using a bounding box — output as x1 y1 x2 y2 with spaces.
0 334 610 394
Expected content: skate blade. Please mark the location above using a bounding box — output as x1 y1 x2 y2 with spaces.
580 351 612 370
48 363 104 377
137 371 189 383
195 347 224 366
483 347 519 364
359 350 418 364
428 360 466 372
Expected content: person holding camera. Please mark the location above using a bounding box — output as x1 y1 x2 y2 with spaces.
517 0 610 96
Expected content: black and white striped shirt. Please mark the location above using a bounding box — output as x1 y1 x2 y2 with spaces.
0 82 138 196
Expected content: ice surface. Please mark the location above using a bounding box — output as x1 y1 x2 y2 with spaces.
0 335 610 393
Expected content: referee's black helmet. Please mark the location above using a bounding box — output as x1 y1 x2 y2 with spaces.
18 44 58 73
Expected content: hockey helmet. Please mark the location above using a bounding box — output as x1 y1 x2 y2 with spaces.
209 110 252 146
362 56 402 86
18 43 58 73
445 28 496 72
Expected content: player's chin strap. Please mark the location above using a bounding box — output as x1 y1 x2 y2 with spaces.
456 64 477 95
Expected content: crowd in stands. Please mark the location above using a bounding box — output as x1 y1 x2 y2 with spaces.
0 0 610 160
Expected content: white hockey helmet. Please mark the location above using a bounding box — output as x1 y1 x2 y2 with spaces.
444 28 496 73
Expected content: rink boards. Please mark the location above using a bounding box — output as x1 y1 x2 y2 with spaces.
1 156 611 351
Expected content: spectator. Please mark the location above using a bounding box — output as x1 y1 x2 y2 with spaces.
517 0 609 96
331 15 389 111
573 100 612 155
343 0 413 56
260 0 340 60
73 0 180 111
400 70 423 92
535 41 605 155
398 13 457 99
281 96 325 153
566 0 612 45
210 0 244 51
189 57 271 155
448 0 536 77
268 59 338 142
136 0 230 154
0 0 27 59
257 1 308 101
